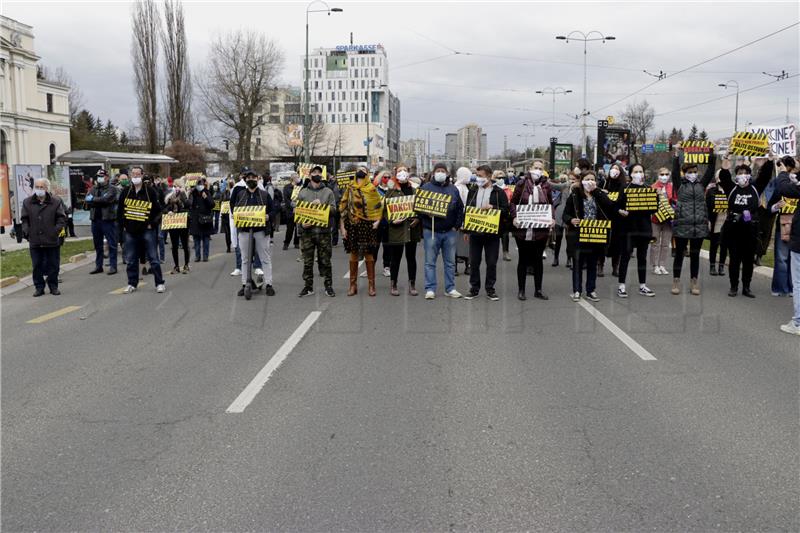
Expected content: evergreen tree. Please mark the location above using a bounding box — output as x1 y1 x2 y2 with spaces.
688 124 699 141
699 129 708 141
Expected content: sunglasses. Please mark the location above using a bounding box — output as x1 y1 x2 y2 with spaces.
659 173 670 176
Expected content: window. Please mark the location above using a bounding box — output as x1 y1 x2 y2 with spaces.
371 80 375 88
361 102 366 111
364 113 368 122
364 91 368 99
327 103 332 112
49 143 56 163
354 114 358 123
0 130 7 164
318 92 322 100
351 80 355 89
360 58 364 66
338 103 342 112
256 137 261 146
341 91 346 100
338 80 342 89
317 69 322 78
46 93 53 113
371 57 375 66
331 92 335 101
314 81 318 89
331 114 336 123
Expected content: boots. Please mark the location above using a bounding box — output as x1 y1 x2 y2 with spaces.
717 263 725 276
709 264 718 276
690 278 700 296
348 260 359 296
409 281 418 296
365 258 377 296
671 278 681 295
390 280 400 296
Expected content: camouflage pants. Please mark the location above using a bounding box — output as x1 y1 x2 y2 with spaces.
301 231 332 289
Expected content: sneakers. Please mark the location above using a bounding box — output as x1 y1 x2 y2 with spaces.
654 266 668 275
446 289 462 299
502 251 511 262
382 266 391 277
425 291 435 300
639 286 655 297
486 290 499 301
254 268 264 277
230 268 241 276
586 292 600 302
123 285 137 294
156 284 165 293
780 321 800 336
265 284 275 296
659 266 669 275
464 288 480 300
299 286 314 297
571 291 581 302
617 286 628 298
325 286 336 297
182 264 190 274
171 266 181 275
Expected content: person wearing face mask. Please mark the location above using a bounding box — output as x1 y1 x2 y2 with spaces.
600 162 627 278
86 169 119 275
282 172 302 250
510 164 553 301
767 156 800 297
233 170 275 298
780 187 800 335
419 162 465 299
614 164 657 298
228 169 264 277
296 166 337 297
493 170 514 261
372 170 393 277
340 165 383 296
453 167 473 276
718 156 775 297
187 177 215 262
116 166 166 294
562 170 616 302
220 178 235 253
381 165 421 296
650 167 676 276
705 169 729 277
548 173 570 268
163 179 191 274
21 178 67 296
211 180 222 234
669 151 716 296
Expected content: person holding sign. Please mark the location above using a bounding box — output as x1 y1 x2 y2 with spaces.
220 177 234 253
282 173 302 250
780 194 800 335
615 164 657 298
117 166 165 294
163 181 191 275
381 165 421 296
339 166 382 296
718 156 774 297
462 165 509 301
510 166 553 301
232 171 275 298
766 156 800 297
419 162 465 300
650 167 676 276
296 166 337 298
705 170 729 277
599 162 627 278
188 177 215 263
562 170 616 303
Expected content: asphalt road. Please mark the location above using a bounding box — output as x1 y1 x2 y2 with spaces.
2 228 798 531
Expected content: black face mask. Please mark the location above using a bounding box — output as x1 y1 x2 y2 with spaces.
311 174 322 183
246 180 258 190
356 171 367 179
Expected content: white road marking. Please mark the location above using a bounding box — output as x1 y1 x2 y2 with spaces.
226 310 323 413
342 259 365 279
578 300 658 361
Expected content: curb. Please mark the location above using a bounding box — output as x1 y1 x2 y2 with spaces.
0 276 19 288
0 252 98 297
698 249 773 278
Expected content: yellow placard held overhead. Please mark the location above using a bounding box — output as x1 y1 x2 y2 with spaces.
781 197 798 214
713 194 728 213
463 207 500 234
385 195 415 221
298 163 327 179
681 140 715 164
220 201 230 214
624 188 659 211
579 219 611 244
294 201 331 227
413 189 450 218
123 198 152 222
728 132 769 157
161 212 188 230
233 205 267 227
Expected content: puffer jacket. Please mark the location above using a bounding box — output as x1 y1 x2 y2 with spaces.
671 154 716 239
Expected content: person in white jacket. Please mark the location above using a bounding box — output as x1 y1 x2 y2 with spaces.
454 166 473 276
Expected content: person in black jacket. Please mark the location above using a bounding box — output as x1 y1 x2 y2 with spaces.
188 177 215 262
163 182 191 274
463 165 510 301
220 177 234 253
616 164 657 298
780 180 800 335
117 166 165 294
233 172 275 297
282 172 301 250
86 169 119 275
600 162 627 278
705 170 729 277
718 156 774 297
21 179 66 296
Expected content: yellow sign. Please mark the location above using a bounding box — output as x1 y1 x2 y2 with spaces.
123 198 152 222
728 131 769 157
681 140 715 164
291 185 301 202
335 171 355 190
233 205 267 227
161 212 188 230
579 219 611 244
220 201 230 214
413 188 451 218
606 116 615 125
624 187 659 211
212 200 221 211
654 195 675 223
606 191 619 202
294 201 331 227
781 197 798 214
713 194 728 214
385 195 415 221
298 163 327 179
463 206 500 234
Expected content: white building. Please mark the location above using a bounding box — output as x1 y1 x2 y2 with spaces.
443 124 488 165
399 138 425 171
0 16 71 167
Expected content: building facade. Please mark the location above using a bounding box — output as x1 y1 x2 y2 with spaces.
399 138 425 171
442 124 488 165
0 16 71 168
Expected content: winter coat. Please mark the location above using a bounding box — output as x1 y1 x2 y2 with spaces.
670 154 716 239
21 192 67 248
86 183 119 221
117 185 162 234
509 177 552 240
465 184 511 236
382 184 421 244
187 189 216 236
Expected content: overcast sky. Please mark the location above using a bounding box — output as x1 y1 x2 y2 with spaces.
6 0 799 156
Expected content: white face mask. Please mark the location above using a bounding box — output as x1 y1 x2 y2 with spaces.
196 185 205 192
573 167 581 175
476 177 488 187
531 169 542 178
582 180 596 192
96 177 105 185
790 173 798 184
658 174 670 184
387 180 396 190
434 172 447 183
34 188 46 197
736 174 751 187
685 173 698 182
131 176 143 186
609 168 620 178
396 171 409 183
631 172 644 185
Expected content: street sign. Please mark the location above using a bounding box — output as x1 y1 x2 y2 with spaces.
655 143 668 152
641 144 655 154
597 120 609 128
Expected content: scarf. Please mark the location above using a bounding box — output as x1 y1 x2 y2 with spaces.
344 177 383 222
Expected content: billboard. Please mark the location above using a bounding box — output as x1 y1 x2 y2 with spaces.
0 164 11 226
47 165 72 210
287 124 303 147
13 165 42 223
597 123 631 168
553 143 573 176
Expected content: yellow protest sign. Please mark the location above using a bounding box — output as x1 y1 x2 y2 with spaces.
298 163 327 179
579 219 611 244
606 191 620 202
624 187 659 211
654 195 675 223
220 201 230 214
781 197 798 214
413 188 450 218
212 200 221 211
294 201 330 227
335 171 355 190
463 206 500 234
713 194 728 213
123 198 151 222
291 185 301 202
385 195 415 221
728 132 769 157
161 212 188 230
233 205 266 227
681 140 715 164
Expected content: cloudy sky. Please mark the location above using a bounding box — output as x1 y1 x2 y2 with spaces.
6 0 799 156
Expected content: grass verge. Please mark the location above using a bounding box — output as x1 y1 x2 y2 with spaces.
0 239 96 280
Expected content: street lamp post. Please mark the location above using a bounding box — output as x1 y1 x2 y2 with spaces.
536 87 572 133
426 127 440 173
304 1 342 164
556 31 615 158
718 80 740 132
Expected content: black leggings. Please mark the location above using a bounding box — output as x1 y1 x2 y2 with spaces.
726 222 757 289
618 234 650 284
708 232 728 266
673 237 702 279
169 228 190 268
387 242 418 283
516 237 547 292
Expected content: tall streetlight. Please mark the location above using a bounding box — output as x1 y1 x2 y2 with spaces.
556 31 615 158
426 127 440 172
536 87 572 133
718 80 740 132
304 1 343 164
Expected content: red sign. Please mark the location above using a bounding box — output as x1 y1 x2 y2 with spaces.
0 164 11 226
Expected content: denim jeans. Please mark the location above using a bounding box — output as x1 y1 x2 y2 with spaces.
30 246 60 290
125 230 164 287
772 230 793 295
213 211 220 233
423 228 456 293
158 230 167 262
193 235 210 260
791 251 800 327
91 219 117 269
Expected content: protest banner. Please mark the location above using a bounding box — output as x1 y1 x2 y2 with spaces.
654 195 675 223
713 194 728 213
335 171 355 190
579 219 611 244
515 204 552 229
413 188 450 218
463 207 500 234
606 191 619 202
728 132 769 157
123 198 151 222
625 188 659 211
385 195 415 221
681 140 715 164
745 124 796 156
781 197 797 215
220 201 230 214
294 201 331 227
233 205 266 227
161 212 188 230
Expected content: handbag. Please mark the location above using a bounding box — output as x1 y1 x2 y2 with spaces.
198 214 214 225
779 213 792 242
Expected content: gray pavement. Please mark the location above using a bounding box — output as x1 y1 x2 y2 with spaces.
1 229 798 531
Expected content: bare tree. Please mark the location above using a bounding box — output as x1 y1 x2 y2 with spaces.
161 0 192 143
619 99 655 163
197 30 284 166
131 0 159 153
